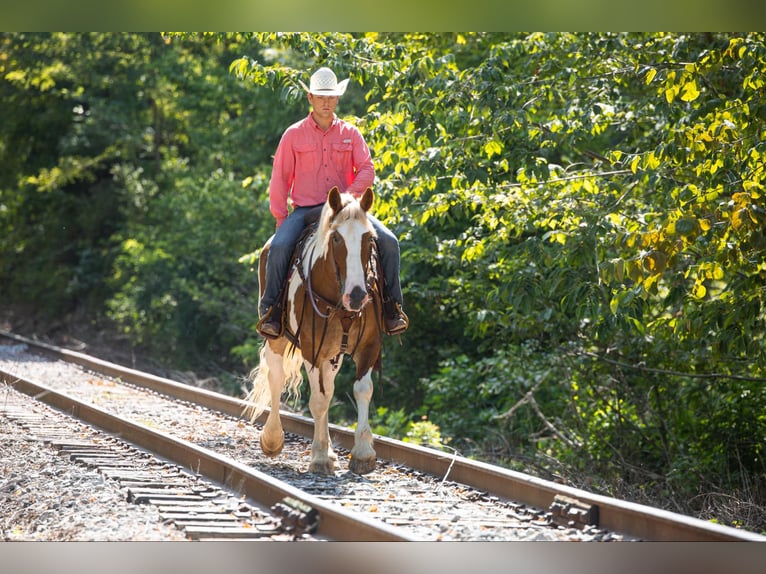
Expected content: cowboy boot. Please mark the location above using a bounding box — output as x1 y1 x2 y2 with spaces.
256 302 283 339
383 297 409 336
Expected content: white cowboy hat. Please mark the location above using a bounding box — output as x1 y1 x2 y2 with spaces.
298 67 349 96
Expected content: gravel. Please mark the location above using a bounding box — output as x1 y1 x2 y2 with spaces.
0 388 188 541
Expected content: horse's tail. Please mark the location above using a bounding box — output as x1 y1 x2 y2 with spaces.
243 342 304 422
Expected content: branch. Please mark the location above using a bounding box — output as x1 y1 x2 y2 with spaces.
494 380 580 450
579 351 766 383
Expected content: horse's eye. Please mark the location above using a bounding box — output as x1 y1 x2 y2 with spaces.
332 232 341 244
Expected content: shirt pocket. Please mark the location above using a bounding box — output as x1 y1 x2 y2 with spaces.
294 143 318 175
331 142 353 171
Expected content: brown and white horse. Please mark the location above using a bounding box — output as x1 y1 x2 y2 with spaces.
244 187 383 475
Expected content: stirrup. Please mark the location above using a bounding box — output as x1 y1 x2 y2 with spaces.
384 301 409 336
256 307 283 339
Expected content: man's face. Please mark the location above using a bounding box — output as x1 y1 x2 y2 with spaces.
308 94 339 119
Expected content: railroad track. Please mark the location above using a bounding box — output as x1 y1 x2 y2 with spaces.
1 391 305 541
1 329 762 542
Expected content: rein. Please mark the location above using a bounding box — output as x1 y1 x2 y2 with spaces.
304 242 336 320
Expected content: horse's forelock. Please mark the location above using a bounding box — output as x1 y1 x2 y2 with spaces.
306 196 371 273
317 193 373 248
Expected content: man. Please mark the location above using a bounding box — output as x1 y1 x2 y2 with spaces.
257 67 408 339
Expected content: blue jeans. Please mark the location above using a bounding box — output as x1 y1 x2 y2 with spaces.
259 206 403 316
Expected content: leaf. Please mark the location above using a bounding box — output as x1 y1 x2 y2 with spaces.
643 251 667 273
483 139 504 159
665 87 676 104
614 259 625 283
609 294 620 315
680 79 700 102
692 283 707 299
643 272 660 293
644 151 661 170
732 208 749 230
675 217 698 236
645 68 657 85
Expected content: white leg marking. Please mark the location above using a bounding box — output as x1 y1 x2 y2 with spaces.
260 345 286 456
349 368 377 474
306 360 340 474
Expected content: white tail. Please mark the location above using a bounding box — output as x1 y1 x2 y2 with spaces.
243 342 305 422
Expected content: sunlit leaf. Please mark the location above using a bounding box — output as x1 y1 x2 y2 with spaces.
692 282 707 299
680 79 700 102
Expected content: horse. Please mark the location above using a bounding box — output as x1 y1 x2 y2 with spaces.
244 187 384 475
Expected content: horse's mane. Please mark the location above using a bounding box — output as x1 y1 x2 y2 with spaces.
302 193 375 276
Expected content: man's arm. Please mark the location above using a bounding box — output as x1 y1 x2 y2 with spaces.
345 128 375 196
268 132 295 228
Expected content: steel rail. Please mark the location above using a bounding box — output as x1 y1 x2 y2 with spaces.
0 365 416 541
1 329 763 542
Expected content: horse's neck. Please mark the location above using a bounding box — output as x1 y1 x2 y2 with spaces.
312 252 340 293
302 236 340 302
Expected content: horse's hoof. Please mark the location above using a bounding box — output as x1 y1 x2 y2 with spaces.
308 460 335 475
349 456 376 475
260 435 284 457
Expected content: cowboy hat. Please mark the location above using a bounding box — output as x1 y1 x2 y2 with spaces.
298 67 349 96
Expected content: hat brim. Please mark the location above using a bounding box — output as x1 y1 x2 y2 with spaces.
298 78 349 97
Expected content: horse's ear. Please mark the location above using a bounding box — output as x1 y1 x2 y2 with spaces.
360 187 374 212
328 187 343 214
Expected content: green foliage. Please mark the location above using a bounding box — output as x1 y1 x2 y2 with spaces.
403 418 446 450
107 169 263 364
367 407 447 450
369 406 412 439
0 32 293 368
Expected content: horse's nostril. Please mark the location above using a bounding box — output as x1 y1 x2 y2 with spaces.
348 286 367 309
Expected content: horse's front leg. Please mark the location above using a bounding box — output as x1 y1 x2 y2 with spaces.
260 344 286 457
349 367 377 475
306 361 339 475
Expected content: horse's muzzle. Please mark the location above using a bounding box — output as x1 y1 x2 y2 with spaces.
343 286 370 312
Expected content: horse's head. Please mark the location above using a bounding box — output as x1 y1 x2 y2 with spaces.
315 187 376 312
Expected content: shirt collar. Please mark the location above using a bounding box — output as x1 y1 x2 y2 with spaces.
308 112 339 132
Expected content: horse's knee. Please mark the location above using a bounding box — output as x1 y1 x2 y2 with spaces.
353 378 373 401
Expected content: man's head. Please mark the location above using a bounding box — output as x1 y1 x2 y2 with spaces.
300 68 348 125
